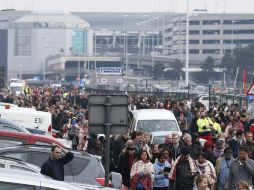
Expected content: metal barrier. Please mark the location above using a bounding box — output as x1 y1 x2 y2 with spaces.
86 87 246 106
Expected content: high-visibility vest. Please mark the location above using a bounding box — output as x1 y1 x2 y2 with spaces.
63 92 68 99
197 117 213 133
213 122 221 134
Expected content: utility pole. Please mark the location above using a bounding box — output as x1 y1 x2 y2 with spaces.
185 0 190 86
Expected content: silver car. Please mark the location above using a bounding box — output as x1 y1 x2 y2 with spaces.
0 168 116 190
0 156 40 173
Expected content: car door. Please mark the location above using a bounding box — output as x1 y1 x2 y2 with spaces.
29 151 73 182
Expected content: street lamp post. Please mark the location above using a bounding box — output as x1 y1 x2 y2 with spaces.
142 15 148 56
123 14 128 82
150 17 158 79
185 0 190 86
43 47 47 86
94 32 97 73
136 23 142 56
78 43 81 81
231 20 236 56
42 37 47 86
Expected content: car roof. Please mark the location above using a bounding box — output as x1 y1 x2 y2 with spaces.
0 168 88 190
0 130 66 147
132 109 176 120
0 144 92 157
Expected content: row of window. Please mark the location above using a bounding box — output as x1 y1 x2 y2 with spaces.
185 30 254 35
173 19 254 26
175 39 254 45
173 49 232 54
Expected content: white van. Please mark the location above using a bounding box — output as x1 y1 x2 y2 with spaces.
130 109 180 134
196 95 218 110
0 106 52 132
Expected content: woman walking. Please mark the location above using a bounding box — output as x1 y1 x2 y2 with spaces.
130 150 154 190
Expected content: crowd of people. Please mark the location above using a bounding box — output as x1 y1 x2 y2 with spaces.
2 87 254 190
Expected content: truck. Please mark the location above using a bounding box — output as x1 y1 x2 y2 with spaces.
0 105 52 133
9 79 25 95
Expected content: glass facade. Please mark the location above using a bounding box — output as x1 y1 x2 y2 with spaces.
15 29 31 56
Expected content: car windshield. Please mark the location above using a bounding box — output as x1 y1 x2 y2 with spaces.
152 135 166 145
137 120 178 132
10 87 22 92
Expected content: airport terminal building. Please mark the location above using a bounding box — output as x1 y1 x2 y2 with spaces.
164 13 254 64
0 10 254 84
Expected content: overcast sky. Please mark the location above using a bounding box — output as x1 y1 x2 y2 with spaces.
0 0 254 13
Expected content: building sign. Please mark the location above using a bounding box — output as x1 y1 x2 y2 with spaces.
96 67 123 75
72 30 87 54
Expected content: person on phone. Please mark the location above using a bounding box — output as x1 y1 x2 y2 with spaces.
153 152 171 190
228 146 254 190
169 146 198 190
41 144 74 181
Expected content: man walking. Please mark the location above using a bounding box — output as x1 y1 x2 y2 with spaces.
228 146 254 190
41 144 74 181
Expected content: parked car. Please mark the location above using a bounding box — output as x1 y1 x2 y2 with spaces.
0 156 41 173
0 117 31 133
0 168 115 190
0 139 22 148
0 144 105 185
25 127 46 135
130 109 180 133
0 130 68 148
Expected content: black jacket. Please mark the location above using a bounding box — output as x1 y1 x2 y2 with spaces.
118 153 135 188
41 152 74 181
175 159 196 190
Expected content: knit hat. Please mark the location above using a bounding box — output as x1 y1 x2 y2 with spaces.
181 146 191 155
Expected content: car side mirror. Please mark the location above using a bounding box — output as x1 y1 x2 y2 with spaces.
109 172 122 189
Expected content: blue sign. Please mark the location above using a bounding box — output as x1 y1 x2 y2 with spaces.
72 30 87 54
97 67 123 74
246 95 254 100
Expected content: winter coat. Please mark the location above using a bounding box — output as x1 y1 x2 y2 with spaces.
228 158 254 190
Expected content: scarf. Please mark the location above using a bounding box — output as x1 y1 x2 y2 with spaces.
130 160 154 190
130 160 154 178
196 160 216 181
169 155 197 181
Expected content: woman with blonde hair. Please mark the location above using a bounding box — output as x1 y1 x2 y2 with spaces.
193 175 210 190
237 181 253 190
